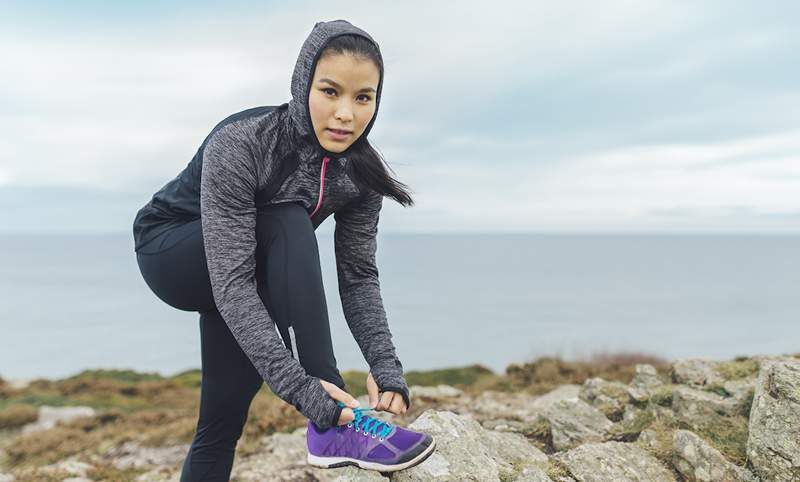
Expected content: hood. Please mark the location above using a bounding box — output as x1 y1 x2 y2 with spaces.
286 19 384 160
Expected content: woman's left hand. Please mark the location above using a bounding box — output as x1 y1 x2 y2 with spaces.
366 371 407 415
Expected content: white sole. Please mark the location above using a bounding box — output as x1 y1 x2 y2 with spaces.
307 436 436 472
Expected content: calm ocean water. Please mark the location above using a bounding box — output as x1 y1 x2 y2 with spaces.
1 233 798 381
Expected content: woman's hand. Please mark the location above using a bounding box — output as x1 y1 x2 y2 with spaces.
366 371 408 415
319 379 359 426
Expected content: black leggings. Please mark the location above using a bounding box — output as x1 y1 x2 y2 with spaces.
135 202 346 482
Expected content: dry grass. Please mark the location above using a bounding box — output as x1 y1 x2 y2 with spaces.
503 350 670 396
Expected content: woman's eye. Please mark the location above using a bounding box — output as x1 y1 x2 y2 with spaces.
321 88 371 102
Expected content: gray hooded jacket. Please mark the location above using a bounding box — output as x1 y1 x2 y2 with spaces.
132 19 409 429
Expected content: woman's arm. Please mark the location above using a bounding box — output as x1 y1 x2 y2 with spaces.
334 189 411 410
200 120 343 428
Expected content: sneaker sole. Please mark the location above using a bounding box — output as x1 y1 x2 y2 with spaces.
307 435 436 472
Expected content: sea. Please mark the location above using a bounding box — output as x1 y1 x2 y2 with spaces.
1 233 798 381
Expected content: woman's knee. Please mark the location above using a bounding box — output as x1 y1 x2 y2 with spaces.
255 202 315 243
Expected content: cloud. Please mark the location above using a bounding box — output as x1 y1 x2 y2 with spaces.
1 1 799 233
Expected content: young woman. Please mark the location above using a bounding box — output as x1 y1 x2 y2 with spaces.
132 19 435 481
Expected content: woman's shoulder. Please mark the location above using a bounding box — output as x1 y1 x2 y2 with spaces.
202 104 287 147
211 104 287 133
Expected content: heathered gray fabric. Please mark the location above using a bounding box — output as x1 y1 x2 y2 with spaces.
198 19 408 429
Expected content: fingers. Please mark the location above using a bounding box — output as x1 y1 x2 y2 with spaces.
366 372 380 408
389 392 407 415
319 379 360 408
375 391 394 412
337 407 355 426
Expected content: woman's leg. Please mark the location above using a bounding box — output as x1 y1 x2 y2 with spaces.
135 203 345 480
254 202 346 391
178 310 263 481
137 222 261 481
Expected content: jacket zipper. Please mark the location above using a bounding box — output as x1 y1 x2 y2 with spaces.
309 156 330 218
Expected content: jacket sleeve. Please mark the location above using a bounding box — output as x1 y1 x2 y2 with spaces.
199 122 343 429
333 189 411 410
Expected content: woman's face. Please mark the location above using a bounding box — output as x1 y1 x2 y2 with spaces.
308 52 380 153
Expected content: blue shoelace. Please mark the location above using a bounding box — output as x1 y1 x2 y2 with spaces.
336 401 394 440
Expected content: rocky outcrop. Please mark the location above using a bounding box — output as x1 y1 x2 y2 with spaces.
671 359 724 387
671 386 740 426
672 430 756 482
746 358 800 481
20 405 95 434
394 410 550 482
543 399 613 451
554 441 675 481
578 378 629 420
3 354 800 481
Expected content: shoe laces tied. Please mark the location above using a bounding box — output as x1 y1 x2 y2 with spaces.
336 401 393 439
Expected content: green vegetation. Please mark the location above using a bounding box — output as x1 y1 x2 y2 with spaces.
716 358 759 380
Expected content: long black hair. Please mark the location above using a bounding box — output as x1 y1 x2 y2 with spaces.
320 35 415 208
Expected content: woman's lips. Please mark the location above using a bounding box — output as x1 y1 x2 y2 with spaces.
326 128 351 141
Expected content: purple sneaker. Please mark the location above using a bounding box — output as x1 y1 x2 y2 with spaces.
306 402 436 472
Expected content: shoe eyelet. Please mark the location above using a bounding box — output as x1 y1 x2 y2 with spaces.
371 434 376 438
363 431 368 436
346 423 352 427
379 437 384 441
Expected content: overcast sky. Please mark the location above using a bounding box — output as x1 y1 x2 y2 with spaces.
1 1 798 234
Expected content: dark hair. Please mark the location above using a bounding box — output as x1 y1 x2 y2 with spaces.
320 35 414 208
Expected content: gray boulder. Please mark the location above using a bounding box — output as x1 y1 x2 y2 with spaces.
543 399 612 451
554 441 675 481
531 385 581 411
409 385 464 400
672 359 723 387
630 364 663 389
20 405 95 434
746 358 800 482
672 429 756 481
578 378 629 420
671 386 740 428
394 410 550 482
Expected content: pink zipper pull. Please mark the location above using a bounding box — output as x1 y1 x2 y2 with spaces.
309 156 330 218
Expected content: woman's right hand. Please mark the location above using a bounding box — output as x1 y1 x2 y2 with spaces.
319 379 359 426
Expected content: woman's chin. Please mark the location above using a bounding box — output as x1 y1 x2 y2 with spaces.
319 139 350 153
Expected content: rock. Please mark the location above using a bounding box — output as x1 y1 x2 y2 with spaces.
20 405 95 434
555 441 675 481
543 399 612 451
578 378 629 420
471 390 538 420
671 387 740 428
101 441 188 470
672 359 723 387
622 404 643 424
672 430 756 482
393 410 548 482
0 473 14 482
721 378 755 404
62 478 94 482
631 364 663 389
513 465 555 481
626 386 650 403
530 385 581 412
636 429 660 452
39 458 94 478
746 358 800 482
409 385 464 399
4 379 31 390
